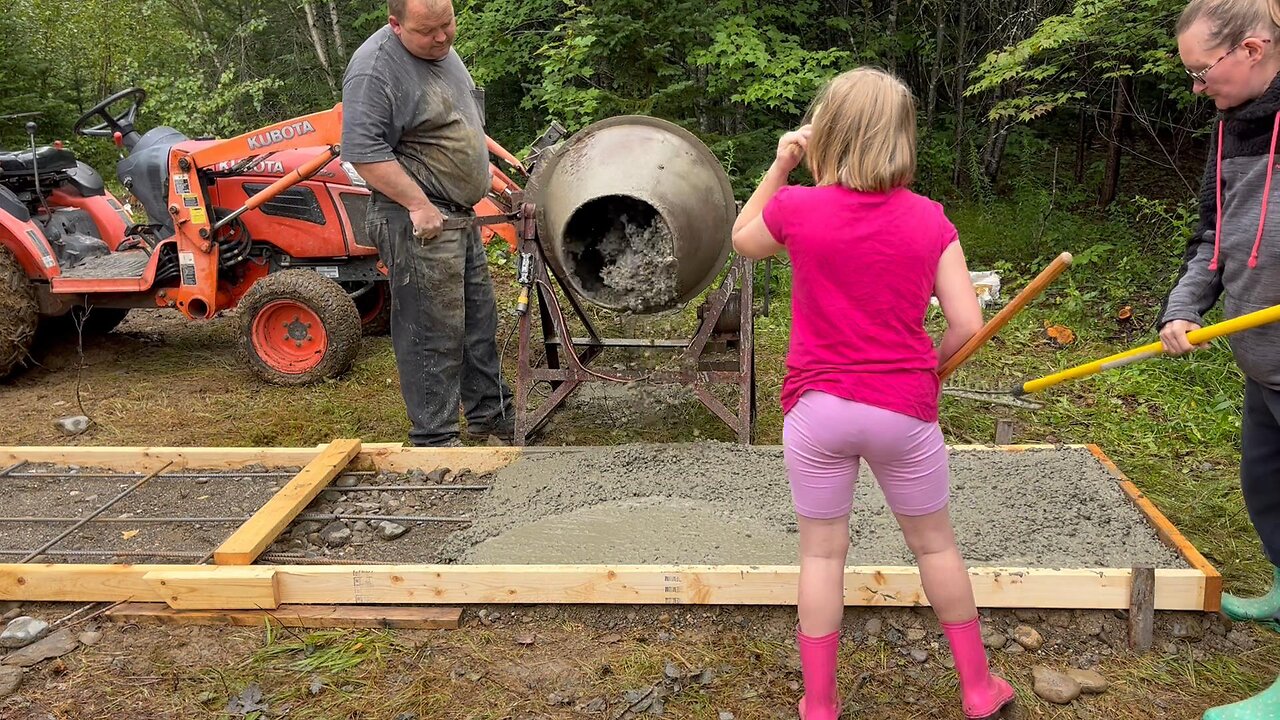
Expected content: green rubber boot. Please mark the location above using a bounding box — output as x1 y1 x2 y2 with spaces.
1203 676 1280 719
1221 567 1280 623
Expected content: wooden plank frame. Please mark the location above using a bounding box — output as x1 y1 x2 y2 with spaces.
213 439 361 565
104 602 463 629
0 443 1223 612
1086 444 1224 612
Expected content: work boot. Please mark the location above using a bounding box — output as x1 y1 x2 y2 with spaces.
1221 567 1280 624
413 437 463 448
462 417 515 444
1203 676 1280 719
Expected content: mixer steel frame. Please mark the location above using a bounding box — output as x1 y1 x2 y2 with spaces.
512 204 756 446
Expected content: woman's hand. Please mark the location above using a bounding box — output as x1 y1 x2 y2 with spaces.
1159 319 1207 355
774 124 813 174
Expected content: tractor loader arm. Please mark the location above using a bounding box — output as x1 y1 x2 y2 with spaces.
164 105 344 319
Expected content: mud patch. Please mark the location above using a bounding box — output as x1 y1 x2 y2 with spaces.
562 195 678 312
441 443 1188 568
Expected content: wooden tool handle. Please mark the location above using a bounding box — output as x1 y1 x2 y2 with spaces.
938 251 1073 381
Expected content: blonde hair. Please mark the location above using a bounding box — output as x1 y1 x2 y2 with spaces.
1177 0 1280 45
805 67 916 193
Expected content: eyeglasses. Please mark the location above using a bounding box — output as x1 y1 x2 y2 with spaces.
1187 38 1272 84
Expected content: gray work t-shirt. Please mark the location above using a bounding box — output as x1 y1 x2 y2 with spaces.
341 26 489 208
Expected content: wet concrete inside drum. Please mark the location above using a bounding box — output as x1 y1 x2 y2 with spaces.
562 195 679 313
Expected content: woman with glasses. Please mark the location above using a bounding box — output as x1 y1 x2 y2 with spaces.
1165 2 1280 716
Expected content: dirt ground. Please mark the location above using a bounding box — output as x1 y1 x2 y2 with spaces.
1 310 1279 719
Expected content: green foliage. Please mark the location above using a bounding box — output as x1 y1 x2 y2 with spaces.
969 0 1196 122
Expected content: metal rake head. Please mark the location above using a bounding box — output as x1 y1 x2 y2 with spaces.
942 386 1043 411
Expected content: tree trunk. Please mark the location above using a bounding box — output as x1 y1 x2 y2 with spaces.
951 0 970 187
301 0 337 96
327 0 346 64
1075 108 1088 184
926 0 945 128
888 0 899 72
1099 77 1133 207
980 112 1010 186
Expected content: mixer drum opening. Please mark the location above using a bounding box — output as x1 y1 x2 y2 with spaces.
562 195 677 313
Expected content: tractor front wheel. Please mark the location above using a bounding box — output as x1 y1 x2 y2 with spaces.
239 270 362 385
0 246 39 379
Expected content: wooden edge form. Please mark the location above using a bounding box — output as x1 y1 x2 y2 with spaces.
0 446 329 471
105 602 462 630
0 563 1205 611
213 439 361 565
356 445 525 474
0 443 526 475
144 567 280 609
1086 444 1223 612
0 443 1070 474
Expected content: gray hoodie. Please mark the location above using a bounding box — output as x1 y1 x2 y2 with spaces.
1162 74 1280 389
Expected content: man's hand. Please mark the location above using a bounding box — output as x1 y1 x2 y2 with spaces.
410 203 445 241
1160 319 1208 356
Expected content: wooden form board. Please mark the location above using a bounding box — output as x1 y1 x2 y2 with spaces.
213 439 361 565
1086 444 1224 612
0 443 522 473
105 602 462 630
0 443 1222 612
0 563 1209 610
144 566 280 609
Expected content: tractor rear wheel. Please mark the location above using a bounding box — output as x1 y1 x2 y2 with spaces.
0 246 38 379
239 270 362 385
72 306 130 335
354 281 390 336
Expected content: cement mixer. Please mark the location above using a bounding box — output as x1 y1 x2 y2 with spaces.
506 115 755 446
525 116 737 313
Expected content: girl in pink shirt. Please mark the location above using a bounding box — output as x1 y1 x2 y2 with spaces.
732 67 1015 720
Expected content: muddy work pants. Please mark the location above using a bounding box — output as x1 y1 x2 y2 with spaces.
366 196 513 446
1243 378 1280 565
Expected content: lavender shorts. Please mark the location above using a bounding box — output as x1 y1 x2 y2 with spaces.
783 391 950 519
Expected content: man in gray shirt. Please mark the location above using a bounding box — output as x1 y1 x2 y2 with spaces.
341 0 513 446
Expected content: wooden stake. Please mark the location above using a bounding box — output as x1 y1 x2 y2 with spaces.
995 420 1014 445
1129 565 1155 652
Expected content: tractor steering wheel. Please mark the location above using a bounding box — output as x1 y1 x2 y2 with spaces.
73 87 147 139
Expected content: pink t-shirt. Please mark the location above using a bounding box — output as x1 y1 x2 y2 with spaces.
762 184 958 422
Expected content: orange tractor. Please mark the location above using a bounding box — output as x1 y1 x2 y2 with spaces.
0 88 521 384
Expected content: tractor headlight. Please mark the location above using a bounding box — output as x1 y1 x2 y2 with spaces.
341 161 367 187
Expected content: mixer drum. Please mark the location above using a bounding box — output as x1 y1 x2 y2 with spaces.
525 115 736 314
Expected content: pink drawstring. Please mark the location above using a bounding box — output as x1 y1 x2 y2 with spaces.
1214 111 1280 271
1250 111 1280 268
1212 121 1224 271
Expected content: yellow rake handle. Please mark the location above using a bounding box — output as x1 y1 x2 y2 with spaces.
1016 302 1280 397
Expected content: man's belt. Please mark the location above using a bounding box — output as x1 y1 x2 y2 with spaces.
440 212 519 232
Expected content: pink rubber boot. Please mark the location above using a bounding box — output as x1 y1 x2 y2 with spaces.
796 629 841 719
942 618 1015 719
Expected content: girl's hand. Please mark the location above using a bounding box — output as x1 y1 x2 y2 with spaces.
774 124 813 173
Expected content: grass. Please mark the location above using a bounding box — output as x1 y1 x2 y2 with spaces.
120 616 1277 719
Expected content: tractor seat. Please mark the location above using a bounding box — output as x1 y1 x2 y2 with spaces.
0 146 78 177
117 126 189 231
